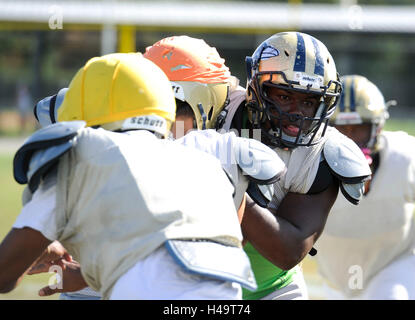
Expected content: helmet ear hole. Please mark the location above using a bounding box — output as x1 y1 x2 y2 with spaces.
208 107 214 121
284 50 290 57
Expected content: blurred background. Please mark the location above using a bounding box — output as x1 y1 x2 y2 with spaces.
0 0 414 299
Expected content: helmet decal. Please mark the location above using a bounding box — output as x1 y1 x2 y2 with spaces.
261 45 280 60
171 64 192 72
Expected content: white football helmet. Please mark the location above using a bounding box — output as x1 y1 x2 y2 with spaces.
246 32 342 148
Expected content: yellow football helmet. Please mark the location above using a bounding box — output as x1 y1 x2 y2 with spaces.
331 74 391 150
58 53 176 137
144 36 236 130
246 32 342 148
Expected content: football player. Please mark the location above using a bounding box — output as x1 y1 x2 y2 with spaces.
313 75 415 299
213 32 372 300
19 52 286 299
0 53 265 299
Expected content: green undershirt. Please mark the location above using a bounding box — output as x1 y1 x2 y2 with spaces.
242 242 296 300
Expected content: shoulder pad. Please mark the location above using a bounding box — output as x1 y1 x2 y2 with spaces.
235 137 286 185
340 182 365 206
246 181 274 208
323 132 371 184
13 121 86 192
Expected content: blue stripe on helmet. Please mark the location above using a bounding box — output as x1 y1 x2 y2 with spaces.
350 77 356 112
293 33 306 73
310 37 325 77
339 82 345 112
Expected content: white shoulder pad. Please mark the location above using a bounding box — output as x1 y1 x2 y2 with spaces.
323 132 371 184
340 182 365 206
176 130 286 208
176 129 286 185
13 121 86 192
234 137 286 185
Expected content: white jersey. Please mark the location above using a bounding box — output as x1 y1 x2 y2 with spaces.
314 131 415 297
222 88 337 208
268 134 325 208
14 128 243 299
175 129 249 209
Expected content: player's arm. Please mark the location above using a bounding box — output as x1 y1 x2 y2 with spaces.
237 193 247 224
241 178 338 271
0 227 50 293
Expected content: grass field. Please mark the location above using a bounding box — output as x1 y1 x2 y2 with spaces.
0 115 413 300
384 118 415 136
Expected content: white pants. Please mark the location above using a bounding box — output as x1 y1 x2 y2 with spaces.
60 289 101 300
324 253 415 300
261 266 309 300
110 245 242 300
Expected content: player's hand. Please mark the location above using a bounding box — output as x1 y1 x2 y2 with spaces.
37 259 88 296
27 241 72 275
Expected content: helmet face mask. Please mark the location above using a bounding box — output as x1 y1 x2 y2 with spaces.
246 32 342 148
255 76 335 148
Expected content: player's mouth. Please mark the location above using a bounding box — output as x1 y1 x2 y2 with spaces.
282 124 300 137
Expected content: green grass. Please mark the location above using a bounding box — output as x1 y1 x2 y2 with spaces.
0 153 57 300
0 155 24 232
384 117 415 136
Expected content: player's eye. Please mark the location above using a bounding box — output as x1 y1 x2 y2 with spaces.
303 100 315 107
